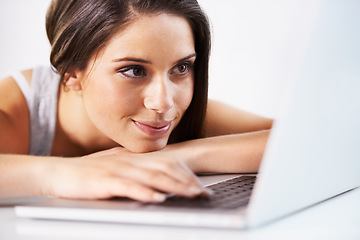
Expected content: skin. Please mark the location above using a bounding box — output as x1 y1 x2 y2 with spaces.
65 13 195 154
0 13 272 202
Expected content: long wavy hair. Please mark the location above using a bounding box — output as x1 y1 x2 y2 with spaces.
46 0 211 143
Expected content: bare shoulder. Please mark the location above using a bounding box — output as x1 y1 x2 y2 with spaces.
0 70 32 154
204 99 273 137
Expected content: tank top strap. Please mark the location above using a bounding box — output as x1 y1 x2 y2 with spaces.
12 66 60 156
11 71 34 112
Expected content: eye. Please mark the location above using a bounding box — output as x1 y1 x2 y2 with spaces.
177 64 188 73
171 62 192 75
118 66 146 78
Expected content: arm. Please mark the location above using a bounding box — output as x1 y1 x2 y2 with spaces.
0 76 207 201
0 151 207 201
0 76 30 154
204 99 273 137
0 151 208 201
164 130 270 173
160 100 273 173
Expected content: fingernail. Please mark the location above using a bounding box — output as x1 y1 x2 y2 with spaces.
205 188 214 196
152 193 166 202
188 186 203 195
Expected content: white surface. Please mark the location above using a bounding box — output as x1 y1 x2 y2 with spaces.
0 183 359 240
0 0 322 118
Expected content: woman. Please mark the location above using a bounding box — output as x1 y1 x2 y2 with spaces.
0 0 272 202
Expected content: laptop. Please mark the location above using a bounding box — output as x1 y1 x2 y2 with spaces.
15 0 360 229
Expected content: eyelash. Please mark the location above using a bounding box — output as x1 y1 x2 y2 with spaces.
171 62 193 76
116 61 194 79
117 65 146 78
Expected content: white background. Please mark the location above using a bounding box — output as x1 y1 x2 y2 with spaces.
0 0 321 118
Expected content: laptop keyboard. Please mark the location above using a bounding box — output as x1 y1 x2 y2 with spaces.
153 176 256 209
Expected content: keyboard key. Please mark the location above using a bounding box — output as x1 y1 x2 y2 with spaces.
151 176 256 209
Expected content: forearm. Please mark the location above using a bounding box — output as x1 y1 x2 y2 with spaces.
0 151 209 201
167 130 270 173
0 154 50 198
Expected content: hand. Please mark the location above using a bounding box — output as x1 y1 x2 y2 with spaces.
42 147 208 202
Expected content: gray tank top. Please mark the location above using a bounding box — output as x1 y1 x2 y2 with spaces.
12 66 60 156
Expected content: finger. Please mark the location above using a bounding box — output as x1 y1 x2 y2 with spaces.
165 162 211 197
174 160 203 185
133 159 202 188
106 177 167 203
115 165 204 198
155 160 207 194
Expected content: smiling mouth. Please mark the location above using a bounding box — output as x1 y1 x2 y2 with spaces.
133 120 172 137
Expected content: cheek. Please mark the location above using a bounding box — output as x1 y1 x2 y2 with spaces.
185 79 195 105
81 77 138 125
184 87 194 109
83 82 114 115
175 79 194 112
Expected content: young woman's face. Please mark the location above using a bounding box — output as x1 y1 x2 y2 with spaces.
77 13 195 153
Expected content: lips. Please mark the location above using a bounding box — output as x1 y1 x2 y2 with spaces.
133 120 172 137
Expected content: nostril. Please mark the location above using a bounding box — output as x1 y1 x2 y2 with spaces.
143 76 174 113
144 93 174 113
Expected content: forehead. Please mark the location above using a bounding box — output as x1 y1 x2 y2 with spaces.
99 13 195 62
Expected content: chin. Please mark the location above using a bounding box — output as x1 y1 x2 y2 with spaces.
124 139 168 153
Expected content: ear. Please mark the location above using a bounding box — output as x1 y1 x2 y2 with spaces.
65 72 82 91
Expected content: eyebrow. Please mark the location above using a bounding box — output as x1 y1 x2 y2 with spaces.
112 57 150 64
112 53 197 65
174 53 197 65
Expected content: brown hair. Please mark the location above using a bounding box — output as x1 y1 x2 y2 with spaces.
46 0 211 143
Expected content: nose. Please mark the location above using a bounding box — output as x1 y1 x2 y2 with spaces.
144 74 174 113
